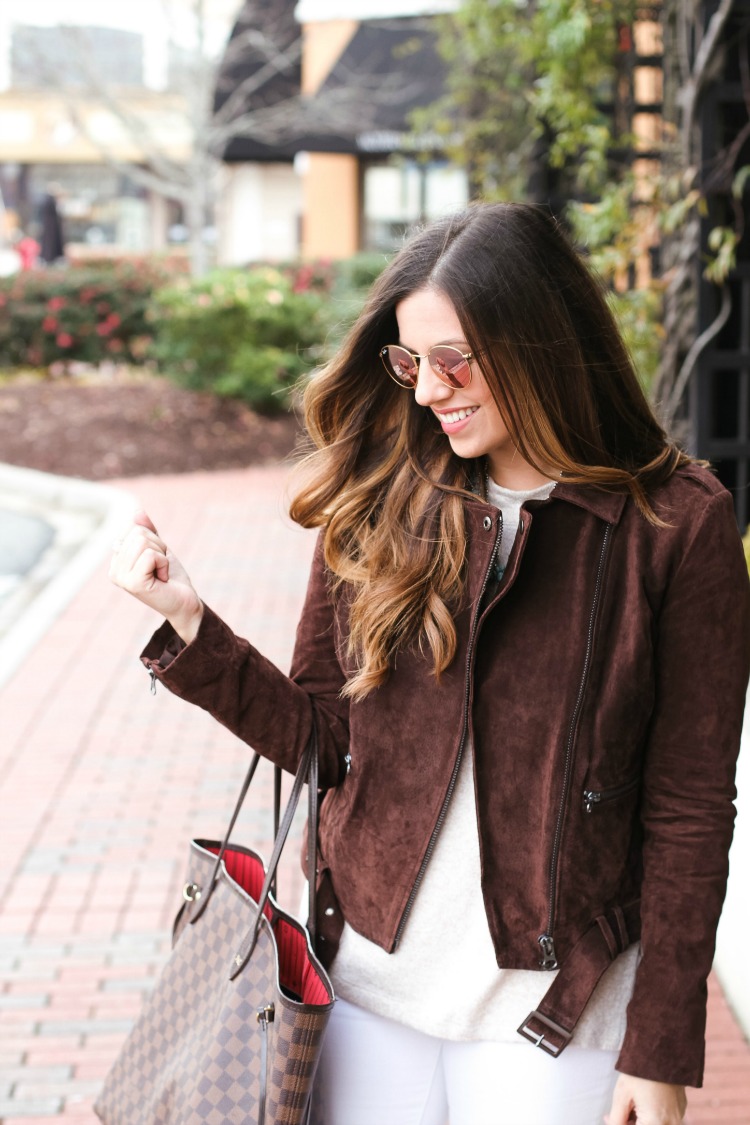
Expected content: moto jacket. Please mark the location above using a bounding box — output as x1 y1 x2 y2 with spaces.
142 462 750 1088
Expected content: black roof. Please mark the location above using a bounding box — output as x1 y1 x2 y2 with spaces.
214 9 447 163
213 0 301 162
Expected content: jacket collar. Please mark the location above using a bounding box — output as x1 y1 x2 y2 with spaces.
550 480 628 525
468 474 628 526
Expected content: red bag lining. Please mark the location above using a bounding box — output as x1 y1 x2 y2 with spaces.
206 846 330 1006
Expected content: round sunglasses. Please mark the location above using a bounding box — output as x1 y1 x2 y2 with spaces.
379 344 474 390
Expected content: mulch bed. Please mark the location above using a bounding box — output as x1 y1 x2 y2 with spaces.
0 368 302 480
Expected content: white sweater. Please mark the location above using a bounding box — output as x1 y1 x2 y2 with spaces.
329 477 640 1045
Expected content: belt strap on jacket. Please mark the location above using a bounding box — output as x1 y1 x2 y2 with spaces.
517 900 641 1058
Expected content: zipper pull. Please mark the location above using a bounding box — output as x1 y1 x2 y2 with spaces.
257 1003 275 1026
256 1003 274 1125
344 752 352 775
538 933 558 969
583 789 600 814
148 667 157 695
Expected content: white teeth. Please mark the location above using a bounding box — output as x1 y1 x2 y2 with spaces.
440 407 479 424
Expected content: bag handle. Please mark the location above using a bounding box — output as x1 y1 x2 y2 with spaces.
191 726 319 935
270 765 282 898
230 728 318 977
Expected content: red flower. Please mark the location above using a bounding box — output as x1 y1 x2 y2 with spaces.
56 333 73 348
48 296 66 310
96 322 112 336
42 316 58 332
107 312 121 328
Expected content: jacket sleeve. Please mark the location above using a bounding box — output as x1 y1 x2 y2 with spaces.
616 488 750 1087
140 532 351 789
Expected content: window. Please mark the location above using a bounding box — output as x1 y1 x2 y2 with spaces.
362 159 468 252
25 164 152 250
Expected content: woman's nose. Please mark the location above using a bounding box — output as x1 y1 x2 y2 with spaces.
413 358 453 407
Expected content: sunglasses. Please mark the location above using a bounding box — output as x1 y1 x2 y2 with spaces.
379 344 474 390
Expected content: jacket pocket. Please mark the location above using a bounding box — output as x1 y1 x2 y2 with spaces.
582 775 640 814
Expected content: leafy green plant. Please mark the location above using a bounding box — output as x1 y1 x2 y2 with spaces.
0 262 165 369
149 267 332 412
334 253 390 293
0 256 389 413
417 1 746 414
412 0 669 380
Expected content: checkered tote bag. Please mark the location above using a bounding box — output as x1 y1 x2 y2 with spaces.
94 732 334 1125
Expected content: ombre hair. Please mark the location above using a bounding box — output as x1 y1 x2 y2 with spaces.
289 202 693 700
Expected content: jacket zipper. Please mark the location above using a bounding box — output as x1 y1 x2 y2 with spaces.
257 1003 274 1125
538 522 612 969
583 776 639 813
393 513 503 948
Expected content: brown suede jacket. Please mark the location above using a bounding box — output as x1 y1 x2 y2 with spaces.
142 463 750 1088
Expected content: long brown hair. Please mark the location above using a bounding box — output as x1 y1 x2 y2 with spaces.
290 202 693 699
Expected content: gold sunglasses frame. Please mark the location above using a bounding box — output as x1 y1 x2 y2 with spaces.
379 344 474 389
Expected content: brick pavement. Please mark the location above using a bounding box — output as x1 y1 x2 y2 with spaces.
0 465 748 1123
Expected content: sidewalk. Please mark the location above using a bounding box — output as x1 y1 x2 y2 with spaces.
0 465 748 1123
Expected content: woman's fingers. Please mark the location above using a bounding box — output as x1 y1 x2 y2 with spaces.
110 541 166 592
139 546 170 587
110 521 171 594
112 523 168 566
109 513 203 640
606 1075 686 1125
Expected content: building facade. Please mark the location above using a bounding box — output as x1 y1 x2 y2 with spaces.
0 0 237 260
217 0 469 263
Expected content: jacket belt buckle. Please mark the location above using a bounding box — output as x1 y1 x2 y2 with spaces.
517 1010 572 1058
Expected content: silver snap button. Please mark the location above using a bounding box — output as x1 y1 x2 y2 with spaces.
519 518 524 533
482 516 492 531
324 906 335 917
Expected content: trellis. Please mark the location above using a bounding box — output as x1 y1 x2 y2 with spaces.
691 1 750 528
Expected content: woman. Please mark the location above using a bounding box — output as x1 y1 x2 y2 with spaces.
111 203 750 1125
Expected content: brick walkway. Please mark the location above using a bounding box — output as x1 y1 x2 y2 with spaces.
0 466 748 1123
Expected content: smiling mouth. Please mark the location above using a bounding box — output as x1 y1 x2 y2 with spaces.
436 406 480 424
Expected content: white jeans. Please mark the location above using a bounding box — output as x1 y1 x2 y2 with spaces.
310 998 619 1125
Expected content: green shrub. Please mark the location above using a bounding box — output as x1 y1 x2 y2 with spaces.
318 252 392 346
0 263 166 369
334 252 390 293
149 268 331 413
275 254 388 299
281 259 338 295
0 254 390 413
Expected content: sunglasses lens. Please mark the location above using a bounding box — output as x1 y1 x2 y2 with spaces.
382 345 418 387
429 346 472 389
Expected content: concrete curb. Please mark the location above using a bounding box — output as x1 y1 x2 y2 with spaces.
0 463 137 691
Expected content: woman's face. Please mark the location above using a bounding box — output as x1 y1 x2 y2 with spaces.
395 287 549 488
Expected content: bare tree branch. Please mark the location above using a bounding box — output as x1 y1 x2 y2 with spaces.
679 0 735 155
63 100 194 204
21 4 442 275
662 283 732 428
219 26 301 73
56 27 191 188
213 39 301 126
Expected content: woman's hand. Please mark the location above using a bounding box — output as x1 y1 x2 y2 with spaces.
109 510 204 644
605 1073 687 1124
